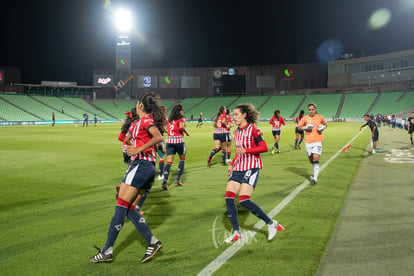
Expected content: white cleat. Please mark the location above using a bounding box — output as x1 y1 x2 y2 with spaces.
225 231 242 244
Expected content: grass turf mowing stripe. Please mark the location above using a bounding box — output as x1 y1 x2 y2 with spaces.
197 128 367 276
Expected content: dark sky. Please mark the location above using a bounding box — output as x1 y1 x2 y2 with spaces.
2 0 414 84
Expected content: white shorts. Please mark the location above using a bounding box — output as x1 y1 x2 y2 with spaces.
305 142 323 156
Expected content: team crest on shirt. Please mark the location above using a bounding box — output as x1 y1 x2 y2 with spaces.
307 118 312 123
243 132 249 137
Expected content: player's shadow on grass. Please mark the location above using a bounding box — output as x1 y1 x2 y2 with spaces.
285 166 310 179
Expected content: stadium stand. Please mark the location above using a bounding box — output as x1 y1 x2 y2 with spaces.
60 97 112 120
178 97 207 116
0 97 41 121
0 94 73 120
296 93 343 119
92 100 122 119
190 96 239 119
340 92 378 118
227 95 270 115
370 91 407 116
259 94 306 119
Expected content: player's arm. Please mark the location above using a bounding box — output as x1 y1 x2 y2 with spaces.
179 121 190 136
281 117 286 126
124 132 133 146
126 125 163 156
360 122 368 131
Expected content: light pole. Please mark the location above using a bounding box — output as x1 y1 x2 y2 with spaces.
114 8 133 99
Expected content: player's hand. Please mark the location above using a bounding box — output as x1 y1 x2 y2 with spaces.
126 145 138 156
227 165 233 177
317 125 326 133
235 146 245 154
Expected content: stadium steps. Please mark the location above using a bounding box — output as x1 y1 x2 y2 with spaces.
396 90 408 103
87 101 117 120
256 95 273 112
335 93 346 118
59 97 110 120
226 95 242 108
182 97 208 114
366 92 381 115
0 96 44 120
290 94 307 118
30 96 78 120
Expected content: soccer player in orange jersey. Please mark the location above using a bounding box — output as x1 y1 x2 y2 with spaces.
298 103 327 185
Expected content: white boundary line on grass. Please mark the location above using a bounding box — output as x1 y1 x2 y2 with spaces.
197 129 366 276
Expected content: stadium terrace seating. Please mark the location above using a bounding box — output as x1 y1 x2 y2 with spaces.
158 99 178 110
370 91 405 116
178 97 207 117
259 94 305 119
112 100 139 119
297 93 342 119
340 92 378 118
0 94 73 120
60 97 112 120
92 100 121 119
227 96 270 116
190 96 239 119
0 98 40 121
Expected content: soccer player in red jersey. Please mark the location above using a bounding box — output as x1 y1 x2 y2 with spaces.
90 92 165 264
224 108 233 163
224 103 284 243
294 109 305 149
161 104 190 190
207 106 228 166
269 109 285 154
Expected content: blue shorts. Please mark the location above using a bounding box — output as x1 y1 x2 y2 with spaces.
214 133 228 142
226 133 232 142
272 130 281 136
166 142 186 156
372 131 379 142
228 168 260 188
123 159 155 191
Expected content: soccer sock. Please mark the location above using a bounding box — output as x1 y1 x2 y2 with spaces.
299 138 303 145
136 192 147 209
313 161 320 180
239 195 272 224
102 198 130 253
127 205 153 245
209 148 219 159
175 159 185 182
227 151 231 160
225 191 240 231
294 139 298 147
275 142 279 149
163 162 172 183
222 150 226 163
158 159 165 176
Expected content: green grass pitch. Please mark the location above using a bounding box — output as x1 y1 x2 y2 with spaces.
0 121 371 275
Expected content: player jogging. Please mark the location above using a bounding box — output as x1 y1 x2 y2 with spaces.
161 104 190 190
207 106 228 167
269 109 285 154
298 103 327 185
224 103 284 244
294 109 305 149
90 92 165 264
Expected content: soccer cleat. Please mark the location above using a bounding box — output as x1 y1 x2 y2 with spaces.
271 149 275 155
225 231 242 244
372 149 376 154
277 150 280 154
141 240 163 263
297 145 301 150
175 181 183 186
162 184 169 191
157 175 164 180
310 176 317 185
268 220 281 241
90 246 113 263
207 157 211 167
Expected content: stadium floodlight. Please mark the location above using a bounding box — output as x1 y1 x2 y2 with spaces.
114 8 132 33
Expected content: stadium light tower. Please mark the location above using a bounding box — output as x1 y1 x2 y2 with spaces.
114 7 133 99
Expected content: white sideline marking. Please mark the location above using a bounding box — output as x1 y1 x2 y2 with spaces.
197 129 366 276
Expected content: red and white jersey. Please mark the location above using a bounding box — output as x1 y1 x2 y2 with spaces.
118 132 127 153
269 116 285 131
166 117 185 144
295 116 302 127
231 124 266 171
128 114 157 162
225 114 232 133
214 113 228 134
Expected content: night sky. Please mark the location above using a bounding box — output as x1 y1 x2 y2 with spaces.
2 0 414 84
